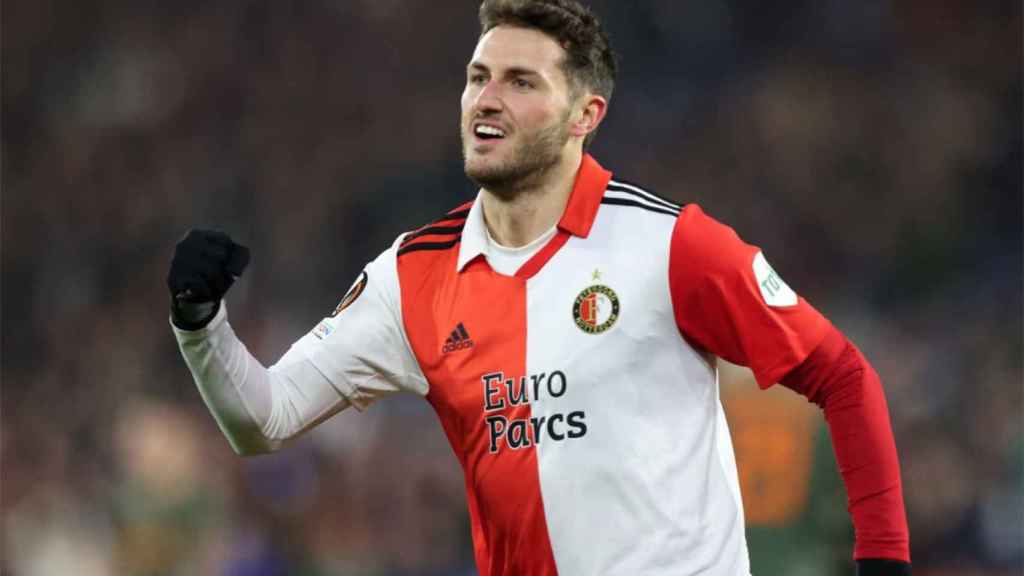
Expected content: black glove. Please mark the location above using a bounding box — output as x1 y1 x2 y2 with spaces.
167 229 250 330
857 559 911 576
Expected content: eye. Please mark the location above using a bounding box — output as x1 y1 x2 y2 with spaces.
469 73 488 85
512 77 534 90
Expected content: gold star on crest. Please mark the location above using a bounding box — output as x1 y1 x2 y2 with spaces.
592 269 602 282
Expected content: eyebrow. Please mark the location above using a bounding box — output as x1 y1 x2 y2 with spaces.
468 62 542 78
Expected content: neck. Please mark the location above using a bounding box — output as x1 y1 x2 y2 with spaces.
481 149 583 247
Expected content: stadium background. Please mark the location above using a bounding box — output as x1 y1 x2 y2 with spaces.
3 1 1021 575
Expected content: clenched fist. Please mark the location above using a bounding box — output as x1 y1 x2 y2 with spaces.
167 229 250 330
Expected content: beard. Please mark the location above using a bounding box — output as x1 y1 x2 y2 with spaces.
462 110 572 200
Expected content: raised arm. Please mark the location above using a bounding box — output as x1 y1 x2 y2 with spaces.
166 230 427 455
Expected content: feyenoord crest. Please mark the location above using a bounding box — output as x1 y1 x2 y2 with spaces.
573 284 620 334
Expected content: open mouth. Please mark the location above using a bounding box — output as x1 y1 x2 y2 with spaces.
473 124 507 141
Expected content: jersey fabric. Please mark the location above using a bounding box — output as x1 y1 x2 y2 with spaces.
484 223 558 275
281 155 828 575
174 154 880 575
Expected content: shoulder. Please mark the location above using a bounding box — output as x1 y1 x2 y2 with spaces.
671 203 754 268
600 177 685 219
597 167 739 242
669 203 773 298
359 200 473 303
586 176 685 257
394 200 473 259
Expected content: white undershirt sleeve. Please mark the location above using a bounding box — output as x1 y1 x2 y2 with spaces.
172 238 426 455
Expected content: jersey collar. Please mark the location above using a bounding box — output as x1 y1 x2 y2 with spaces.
457 154 612 272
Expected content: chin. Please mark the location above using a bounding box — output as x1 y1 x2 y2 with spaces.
464 151 505 180
464 158 514 192
464 163 505 188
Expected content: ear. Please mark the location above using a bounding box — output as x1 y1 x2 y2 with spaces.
569 93 608 140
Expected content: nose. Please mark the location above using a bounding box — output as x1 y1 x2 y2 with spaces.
473 80 503 114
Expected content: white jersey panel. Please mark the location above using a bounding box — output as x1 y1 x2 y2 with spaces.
525 200 751 575
284 236 428 410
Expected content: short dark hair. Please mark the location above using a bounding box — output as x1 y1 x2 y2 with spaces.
479 0 617 146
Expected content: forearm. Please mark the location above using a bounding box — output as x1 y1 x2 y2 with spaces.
780 326 911 564
172 303 349 454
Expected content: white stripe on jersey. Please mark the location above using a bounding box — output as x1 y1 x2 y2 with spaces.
607 179 682 211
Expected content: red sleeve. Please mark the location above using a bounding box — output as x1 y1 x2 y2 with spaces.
669 204 829 387
668 205 910 563
781 326 911 563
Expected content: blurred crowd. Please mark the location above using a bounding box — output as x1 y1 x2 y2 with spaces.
3 1 1020 575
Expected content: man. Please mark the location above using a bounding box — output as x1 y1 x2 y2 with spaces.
168 1 911 574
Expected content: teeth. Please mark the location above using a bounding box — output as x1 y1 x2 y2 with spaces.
475 125 506 138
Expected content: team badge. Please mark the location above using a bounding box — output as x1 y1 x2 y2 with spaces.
331 271 368 317
573 284 620 334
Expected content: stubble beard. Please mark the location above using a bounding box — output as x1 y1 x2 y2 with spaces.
462 111 572 201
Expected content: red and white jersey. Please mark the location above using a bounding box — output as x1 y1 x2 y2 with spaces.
177 154 829 575
274 155 829 575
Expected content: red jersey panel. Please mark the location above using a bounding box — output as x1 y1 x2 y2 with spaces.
396 209 558 576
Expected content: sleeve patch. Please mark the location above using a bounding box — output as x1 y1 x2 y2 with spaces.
312 321 334 340
331 271 369 317
753 252 798 307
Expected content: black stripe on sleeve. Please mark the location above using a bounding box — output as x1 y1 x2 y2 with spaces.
397 237 462 257
400 223 465 247
433 207 471 224
600 197 681 218
607 180 682 211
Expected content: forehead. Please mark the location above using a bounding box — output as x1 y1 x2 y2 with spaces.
470 25 567 77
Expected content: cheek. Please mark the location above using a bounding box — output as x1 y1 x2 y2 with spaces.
519 102 561 130
460 88 474 121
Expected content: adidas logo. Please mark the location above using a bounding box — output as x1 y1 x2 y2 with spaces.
442 322 475 353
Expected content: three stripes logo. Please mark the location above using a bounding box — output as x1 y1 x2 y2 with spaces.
442 322 475 354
